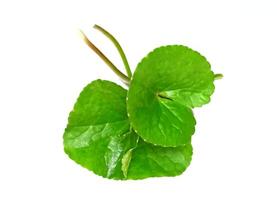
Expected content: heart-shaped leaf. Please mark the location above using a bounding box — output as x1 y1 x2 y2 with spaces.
127 45 215 147
64 80 192 179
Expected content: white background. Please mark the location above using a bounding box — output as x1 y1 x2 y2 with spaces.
0 0 277 199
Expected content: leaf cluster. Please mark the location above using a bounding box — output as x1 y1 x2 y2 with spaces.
63 26 221 180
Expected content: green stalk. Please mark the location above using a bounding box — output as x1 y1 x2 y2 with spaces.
214 73 223 80
79 30 129 83
94 24 132 79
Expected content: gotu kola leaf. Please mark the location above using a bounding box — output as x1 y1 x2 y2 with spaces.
63 80 192 180
127 45 215 147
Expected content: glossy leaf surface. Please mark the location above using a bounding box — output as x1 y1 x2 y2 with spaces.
127 45 215 147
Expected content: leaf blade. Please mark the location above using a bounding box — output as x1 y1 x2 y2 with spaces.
127 45 215 147
127 139 193 179
63 80 136 179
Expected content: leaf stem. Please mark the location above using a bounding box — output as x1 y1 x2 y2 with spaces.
79 30 130 83
214 73 223 80
93 24 132 79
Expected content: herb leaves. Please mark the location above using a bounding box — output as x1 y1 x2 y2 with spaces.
64 80 192 179
63 25 221 180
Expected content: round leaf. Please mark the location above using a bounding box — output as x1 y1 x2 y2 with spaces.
125 139 193 180
127 45 214 147
63 80 137 179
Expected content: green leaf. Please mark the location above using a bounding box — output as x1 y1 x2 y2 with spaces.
126 139 192 180
64 80 137 179
64 80 193 179
127 45 215 147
